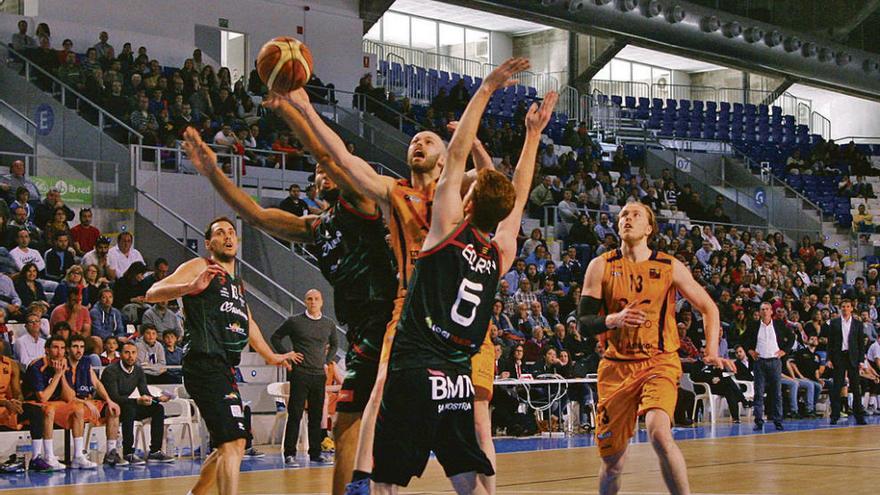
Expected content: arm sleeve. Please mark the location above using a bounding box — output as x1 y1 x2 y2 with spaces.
577 296 609 338
136 367 150 396
270 320 290 353
326 321 338 365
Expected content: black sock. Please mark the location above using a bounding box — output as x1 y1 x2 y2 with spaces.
351 470 371 482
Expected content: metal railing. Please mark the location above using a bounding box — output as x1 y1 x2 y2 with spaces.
811 111 831 140
0 150 119 208
2 44 142 146
0 98 37 155
656 83 717 103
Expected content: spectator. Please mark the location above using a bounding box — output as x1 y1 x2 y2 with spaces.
90 288 126 341
82 236 116 281
503 258 527 295
99 341 172 464
134 324 176 384
141 258 170 292
93 31 113 59
279 184 308 217
302 185 327 214
528 176 556 218
853 204 873 233
14 263 47 308
745 301 793 430
594 212 617 241
112 262 148 321
43 232 76 283
22 335 95 470
57 52 84 90
9 187 34 223
448 79 470 112
272 133 305 170
825 299 868 424
523 327 547 363
162 330 182 366
539 145 558 170
70 208 100 257
0 160 40 203
142 301 182 338
611 145 630 173
107 232 144 278
80 47 100 75
519 228 545 259
732 345 753 381
49 288 91 336
50 265 88 308
100 336 120 365
11 20 35 52
129 96 160 144
0 271 20 319
270 289 337 466
13 313 45 366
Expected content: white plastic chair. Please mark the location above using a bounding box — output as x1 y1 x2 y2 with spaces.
732 378 754 420
132 385 195 457
681 373 717 423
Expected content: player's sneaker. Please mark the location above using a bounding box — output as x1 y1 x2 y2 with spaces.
344 478 371 495
243 448 265 458
309 453 333 464
124 453 146 466
44 456 66 471
321 437 335 453
146 451 175 463
28 456 52 472
0 455 25 473
103 449 128 467
284 455 300 467
71 455 97 470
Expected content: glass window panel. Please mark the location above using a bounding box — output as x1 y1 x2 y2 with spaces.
438 23 465 58
465 29 489 64
365 18 381 41
383 11 410 46
595 64 611 81
610 59 630 82
632 63 651 83
411 18 437 50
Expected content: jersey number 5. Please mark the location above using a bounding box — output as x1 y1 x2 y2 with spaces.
451 278 483 327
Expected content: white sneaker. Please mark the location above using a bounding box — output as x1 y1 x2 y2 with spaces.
71 455 97 469
44 456 65 471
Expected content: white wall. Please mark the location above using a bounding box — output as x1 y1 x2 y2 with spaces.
1 0 363 94
788 83 880 140
490 31 512 64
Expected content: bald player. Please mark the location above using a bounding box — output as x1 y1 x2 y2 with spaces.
578 202 729 495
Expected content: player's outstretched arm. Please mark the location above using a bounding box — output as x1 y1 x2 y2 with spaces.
265 91 377 215
672 258 724 368
447 121 496 196
181 128 316 243
424 58 530 250
145 258 219 303
247 308 293 370
287 89 395 205
494 91 558 272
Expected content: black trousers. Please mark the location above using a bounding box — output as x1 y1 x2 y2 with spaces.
284 371 325 459
708 377 747 419
830 360 864 420
120 401 165 455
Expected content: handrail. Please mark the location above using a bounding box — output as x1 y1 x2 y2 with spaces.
135 187 348 339
0 97 38 157
734 148 825 219
2 44 143 142
321 85 426 136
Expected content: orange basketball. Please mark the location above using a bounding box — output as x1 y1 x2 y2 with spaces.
256 36 314 93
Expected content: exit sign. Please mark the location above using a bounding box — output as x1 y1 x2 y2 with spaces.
219 18 229 28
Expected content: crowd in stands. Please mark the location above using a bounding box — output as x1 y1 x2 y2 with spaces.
9 20 342 171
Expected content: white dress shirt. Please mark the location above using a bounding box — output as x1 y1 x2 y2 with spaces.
756 320 780 358
841 316 852 352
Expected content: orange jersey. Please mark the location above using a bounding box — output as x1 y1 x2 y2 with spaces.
599 249 679 360
0 355 14 399
387 178 436 297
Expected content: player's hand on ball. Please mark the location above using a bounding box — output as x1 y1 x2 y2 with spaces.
481 57 530 93
182 127 218 175
525 91 558 134
606 300 646 329
188 263 225 295
285 88 311 111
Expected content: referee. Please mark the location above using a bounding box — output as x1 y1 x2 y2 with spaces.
271 289 338 466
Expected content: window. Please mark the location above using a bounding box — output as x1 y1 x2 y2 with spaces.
610 59 631 82
595 64 611 81
365 19 381 42
438 23 465 58
466 29 489 64
383 11 410 47
411 18 437 51
632 63 651 84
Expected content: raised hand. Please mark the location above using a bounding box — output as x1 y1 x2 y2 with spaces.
481 58 530 94
525 91 559 134
187 263 226 295
182 127 218 176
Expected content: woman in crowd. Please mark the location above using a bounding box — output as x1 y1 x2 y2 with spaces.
51 265 87 308
520 228 545 258
14 262 47 308
83 263 107 305
44 206 72 245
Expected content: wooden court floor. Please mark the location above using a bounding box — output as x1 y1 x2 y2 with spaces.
3 425 878 495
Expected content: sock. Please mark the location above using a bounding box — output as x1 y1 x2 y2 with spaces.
43 438 55 459
107 439 118 452
73 437 84 457
31 440 42 458
351 470 371 482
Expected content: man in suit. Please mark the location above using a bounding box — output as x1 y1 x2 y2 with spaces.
733 345 753 381
744 302 794 431
824 299 868 425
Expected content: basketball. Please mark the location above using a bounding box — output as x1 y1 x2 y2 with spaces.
256 36 314 93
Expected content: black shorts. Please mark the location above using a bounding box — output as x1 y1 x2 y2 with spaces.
183 353 248 446
337 303 392 414
372 367 494 487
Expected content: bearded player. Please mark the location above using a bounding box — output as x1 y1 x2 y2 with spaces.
287 61 524 493
370 58 557 494
577 201 728 495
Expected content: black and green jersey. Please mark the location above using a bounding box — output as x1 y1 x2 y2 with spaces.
181 259 250 366
310 195 396 333
390 221 501 372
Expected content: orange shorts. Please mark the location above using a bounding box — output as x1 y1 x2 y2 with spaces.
471 332 495 401
0 407 20 430
31 400 106 429
595 352 681 458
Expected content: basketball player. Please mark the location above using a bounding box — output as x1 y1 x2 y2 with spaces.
286 63 512 493
577 202 728 495
369 59 556 494
145 218 294 495
182 103 396 493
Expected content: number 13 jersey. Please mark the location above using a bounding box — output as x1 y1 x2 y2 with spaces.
391 221 501 373
600 249 679 361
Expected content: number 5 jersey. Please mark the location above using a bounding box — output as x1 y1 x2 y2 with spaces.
390 221 501 373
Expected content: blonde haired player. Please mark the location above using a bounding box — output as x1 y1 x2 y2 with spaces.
578 202 727 495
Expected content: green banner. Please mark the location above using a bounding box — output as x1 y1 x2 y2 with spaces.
31 176 93 205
